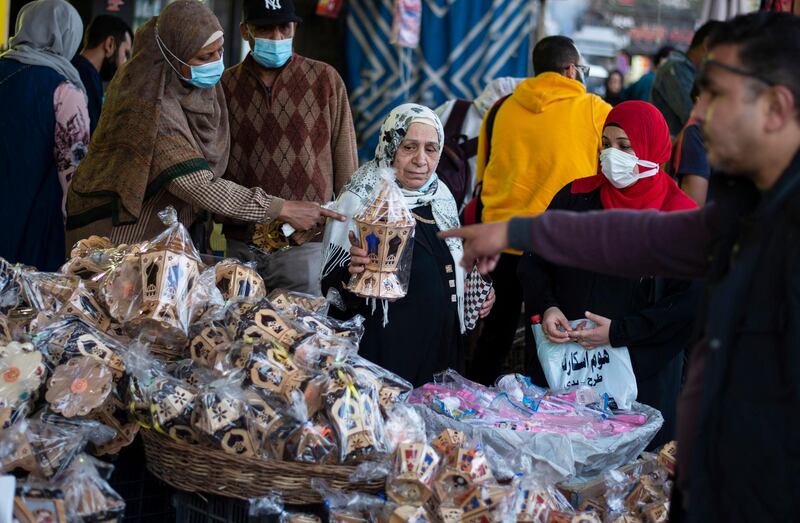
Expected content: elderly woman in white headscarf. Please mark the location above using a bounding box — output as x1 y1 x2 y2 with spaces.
0 0 89 271
321 104 495 386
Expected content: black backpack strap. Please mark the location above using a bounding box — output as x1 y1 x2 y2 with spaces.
444 99 472 139
461 137 479 158
484 94 510 164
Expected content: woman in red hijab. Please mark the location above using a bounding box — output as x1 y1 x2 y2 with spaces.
519 101 700 448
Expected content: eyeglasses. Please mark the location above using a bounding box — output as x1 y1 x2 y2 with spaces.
699 58 776 87
564 64 590 78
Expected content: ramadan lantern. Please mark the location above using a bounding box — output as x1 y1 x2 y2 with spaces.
347 171 415 300
106 207 202 345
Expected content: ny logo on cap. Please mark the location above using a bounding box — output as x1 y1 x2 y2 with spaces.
264 0 282 8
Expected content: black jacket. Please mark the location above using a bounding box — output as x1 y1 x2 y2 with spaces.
677 154 800 522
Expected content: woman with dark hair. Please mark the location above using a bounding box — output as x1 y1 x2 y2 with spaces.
519 101 700 448
604 70 625 106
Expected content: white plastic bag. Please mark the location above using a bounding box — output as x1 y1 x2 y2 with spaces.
532 320 637 409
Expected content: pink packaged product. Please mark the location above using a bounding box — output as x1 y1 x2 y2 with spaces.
408 371 646 439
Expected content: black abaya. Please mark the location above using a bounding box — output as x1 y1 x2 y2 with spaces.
323 205 463 387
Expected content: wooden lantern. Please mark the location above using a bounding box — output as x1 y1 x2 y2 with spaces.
58 284 112 333
386 441 441 505
215 261 266 301
348 183 415 300
657 440 677 476
135 246 199 340
431 429 466 459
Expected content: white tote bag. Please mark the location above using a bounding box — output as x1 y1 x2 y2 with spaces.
532 319 638 409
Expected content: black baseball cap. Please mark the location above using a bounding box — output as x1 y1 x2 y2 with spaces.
243 0 302 26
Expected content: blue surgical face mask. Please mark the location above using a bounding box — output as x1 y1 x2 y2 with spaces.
186 57 224 88
251 36 293 69
418 173 437 192
156 31 224 89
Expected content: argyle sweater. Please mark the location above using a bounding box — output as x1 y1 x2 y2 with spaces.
221 55 358 225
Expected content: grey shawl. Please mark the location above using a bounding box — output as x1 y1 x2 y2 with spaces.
1 0 85 94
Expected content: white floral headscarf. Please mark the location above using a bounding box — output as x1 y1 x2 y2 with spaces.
321 103 465 331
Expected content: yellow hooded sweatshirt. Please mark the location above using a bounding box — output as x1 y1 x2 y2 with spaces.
476 72 611 226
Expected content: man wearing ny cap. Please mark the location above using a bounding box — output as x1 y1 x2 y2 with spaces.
221 0 358 295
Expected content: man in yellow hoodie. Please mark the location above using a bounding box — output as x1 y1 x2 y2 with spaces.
468 35 611 386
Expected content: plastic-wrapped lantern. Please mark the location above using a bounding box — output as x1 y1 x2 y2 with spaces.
58 283 113 332
215 260 266 301
348 176 415 301
129 230 200 345
386 441 441 505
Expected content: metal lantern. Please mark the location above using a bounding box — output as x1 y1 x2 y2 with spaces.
348 182 415 300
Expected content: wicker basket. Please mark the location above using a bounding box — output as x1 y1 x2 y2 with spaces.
141 430 385 504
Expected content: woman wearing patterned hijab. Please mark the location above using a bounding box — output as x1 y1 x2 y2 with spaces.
322 103 495 386
66 0 288 248
0 0 89 271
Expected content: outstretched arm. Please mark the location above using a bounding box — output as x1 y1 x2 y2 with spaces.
441 205 719 279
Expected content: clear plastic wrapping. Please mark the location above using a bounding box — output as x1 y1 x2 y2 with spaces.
349 354 413 411
384 404 427 454
188 318 232 369
186 264 227 326
243 387 292 459
67 236 115 260
149 374 198 444
268 289 328 315
60 453 125 522
322 363 388 463
2 412 115 480
89 388 139 457
347 169 416 301
223 342 325 414
19 271 79 318
283 306 365 345
0 257 24 314
409 370 649 438
0 418 39 475
248 492 286 520
514 478 574 523
292 333 357 371
215 259 267 301
12 483 69 523
63 237 148 301
0 341 46 411
311 478 390 523
33 319 127 382
385 440 441 506
54 282 114 333
191 373 258 457
280 390 337 464
102 207 205 346
226 299 312 350
603 463 671 522
44 356 113 418
123 342 170 428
